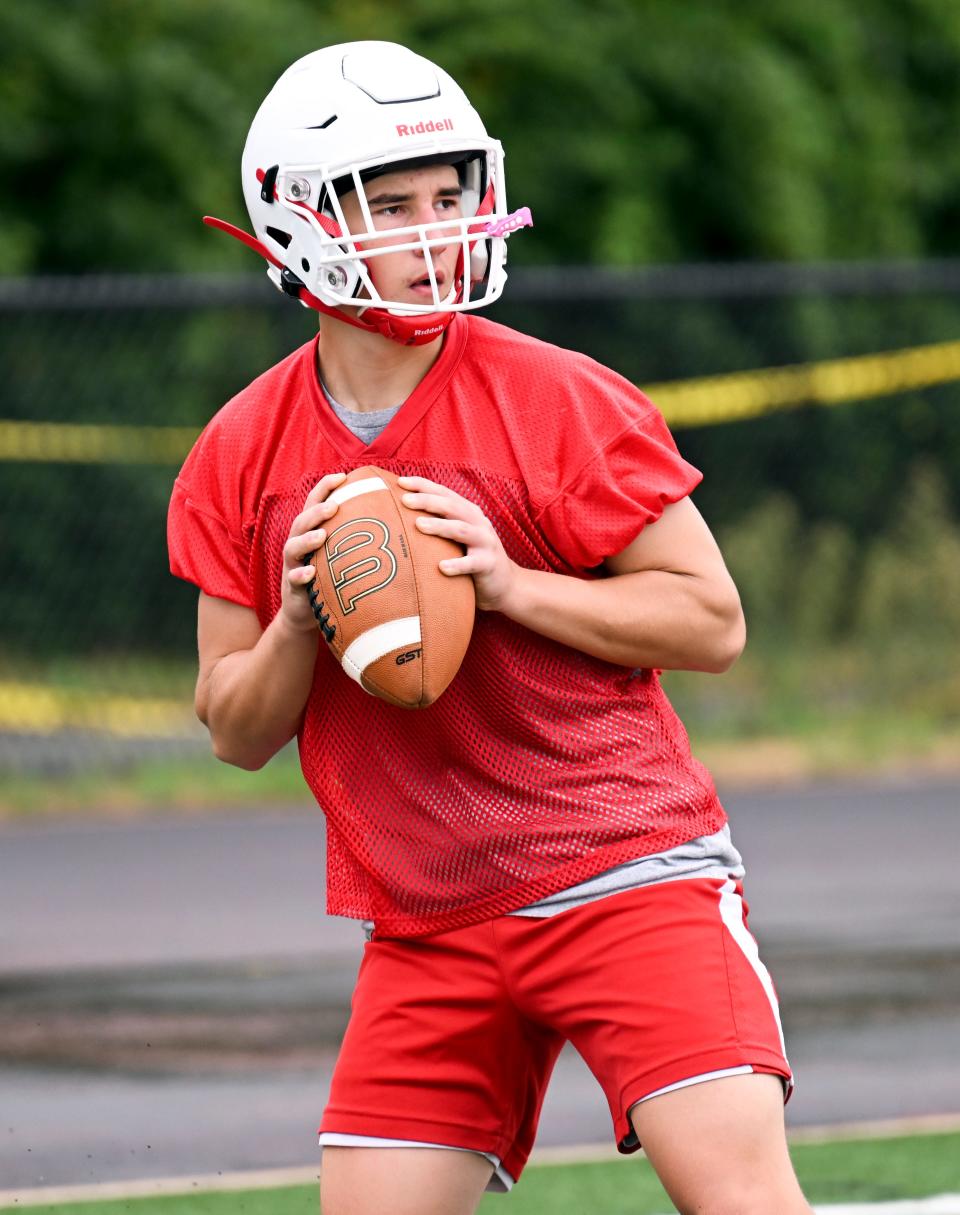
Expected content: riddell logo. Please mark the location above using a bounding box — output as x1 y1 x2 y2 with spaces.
396 118 455 136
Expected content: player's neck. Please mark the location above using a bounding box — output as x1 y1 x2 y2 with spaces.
316 315 445 414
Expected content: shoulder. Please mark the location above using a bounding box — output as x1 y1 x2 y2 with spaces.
462 314 598 371
461 315 653 420
456 316 658 470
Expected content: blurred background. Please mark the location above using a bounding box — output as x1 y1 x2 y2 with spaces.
2 0 960 1198
2 0 959 796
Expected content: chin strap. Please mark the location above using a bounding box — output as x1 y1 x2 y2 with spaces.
202 215 455 347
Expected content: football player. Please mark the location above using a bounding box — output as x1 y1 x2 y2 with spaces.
168 40 812 1215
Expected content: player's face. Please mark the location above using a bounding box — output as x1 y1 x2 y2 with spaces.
340 165 464 307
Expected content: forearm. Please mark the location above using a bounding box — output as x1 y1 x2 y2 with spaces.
500 565 745 673
200 614 319 769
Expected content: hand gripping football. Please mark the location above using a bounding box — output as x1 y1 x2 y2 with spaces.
306 467 476 708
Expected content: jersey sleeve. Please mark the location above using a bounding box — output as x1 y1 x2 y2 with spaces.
167 418 255 609
533 365 702 571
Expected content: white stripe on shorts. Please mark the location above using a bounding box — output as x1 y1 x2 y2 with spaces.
633 1064 755 1107
318 1133 515 1193
717 876 790 1065
623 877 793 1143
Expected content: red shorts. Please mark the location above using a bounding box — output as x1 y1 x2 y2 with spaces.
320 878 792 1183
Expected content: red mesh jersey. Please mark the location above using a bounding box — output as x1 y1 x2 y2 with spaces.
168 315 727 936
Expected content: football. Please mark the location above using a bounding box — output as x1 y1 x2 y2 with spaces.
306 466 476 708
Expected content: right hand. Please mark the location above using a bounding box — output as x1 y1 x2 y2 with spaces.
279 472 347 634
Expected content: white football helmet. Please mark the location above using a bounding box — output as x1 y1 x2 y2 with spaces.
205 41 532 345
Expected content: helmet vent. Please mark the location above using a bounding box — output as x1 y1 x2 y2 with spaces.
260 164 279 203
265 226 292 249
307 114 338 130
342 47 440 103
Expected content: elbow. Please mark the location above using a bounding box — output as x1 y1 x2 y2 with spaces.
196 702 254 768
196 685 275 770
202 707 275 770
210 736 271 771
707 626 746 673
704 600 747 674
208 727 277 771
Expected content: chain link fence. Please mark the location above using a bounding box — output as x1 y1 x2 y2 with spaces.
2 262 959 777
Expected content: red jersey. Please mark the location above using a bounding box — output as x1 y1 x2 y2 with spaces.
168 315 727 936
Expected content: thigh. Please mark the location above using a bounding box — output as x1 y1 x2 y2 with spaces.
321 1145 493 1215
630 1072 811 1215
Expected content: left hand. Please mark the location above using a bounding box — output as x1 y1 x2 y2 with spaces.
398 476 519 612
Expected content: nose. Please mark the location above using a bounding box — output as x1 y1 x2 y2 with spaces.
413 200 455 260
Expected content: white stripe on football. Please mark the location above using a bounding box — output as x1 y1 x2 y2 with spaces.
327 475 390 507
341 617 422 684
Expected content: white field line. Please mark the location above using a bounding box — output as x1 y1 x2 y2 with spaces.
1 1114 959 1209
813 1200 960 1214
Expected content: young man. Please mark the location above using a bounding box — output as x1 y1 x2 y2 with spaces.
168 40 812 1215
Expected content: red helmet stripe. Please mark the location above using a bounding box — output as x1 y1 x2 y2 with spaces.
254 167 343 238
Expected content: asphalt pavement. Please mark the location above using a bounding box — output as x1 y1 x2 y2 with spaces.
2 775 959 1189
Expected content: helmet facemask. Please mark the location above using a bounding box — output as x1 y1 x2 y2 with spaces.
268 143 518 317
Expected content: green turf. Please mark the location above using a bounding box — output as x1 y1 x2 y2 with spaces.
792 1131 960 1203
7 1130 960 1214
1 1190 318 1215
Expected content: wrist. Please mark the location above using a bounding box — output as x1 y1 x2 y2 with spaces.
493 563 537 622
273 606 322 646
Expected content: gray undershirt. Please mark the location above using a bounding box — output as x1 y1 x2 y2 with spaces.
318 385 745 923
510 825 744 916
321 380 402 444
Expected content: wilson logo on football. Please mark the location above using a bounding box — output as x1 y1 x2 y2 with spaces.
325 518 398 614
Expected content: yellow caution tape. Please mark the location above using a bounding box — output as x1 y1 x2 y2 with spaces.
0 682 201 739
4 337 960 739
1 337 959 464
0 421 201 464
649 337 960 427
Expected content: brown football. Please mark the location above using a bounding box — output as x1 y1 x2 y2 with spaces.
306 466 476 708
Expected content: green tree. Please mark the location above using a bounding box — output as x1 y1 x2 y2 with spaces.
4 0 960 273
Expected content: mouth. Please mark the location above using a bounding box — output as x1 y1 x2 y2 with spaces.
408 270 446 296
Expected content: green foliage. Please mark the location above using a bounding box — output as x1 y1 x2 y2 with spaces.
660 471 960 773
858 462 960 646
677 461 960 744
723 460 960 652
4 0 960 273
